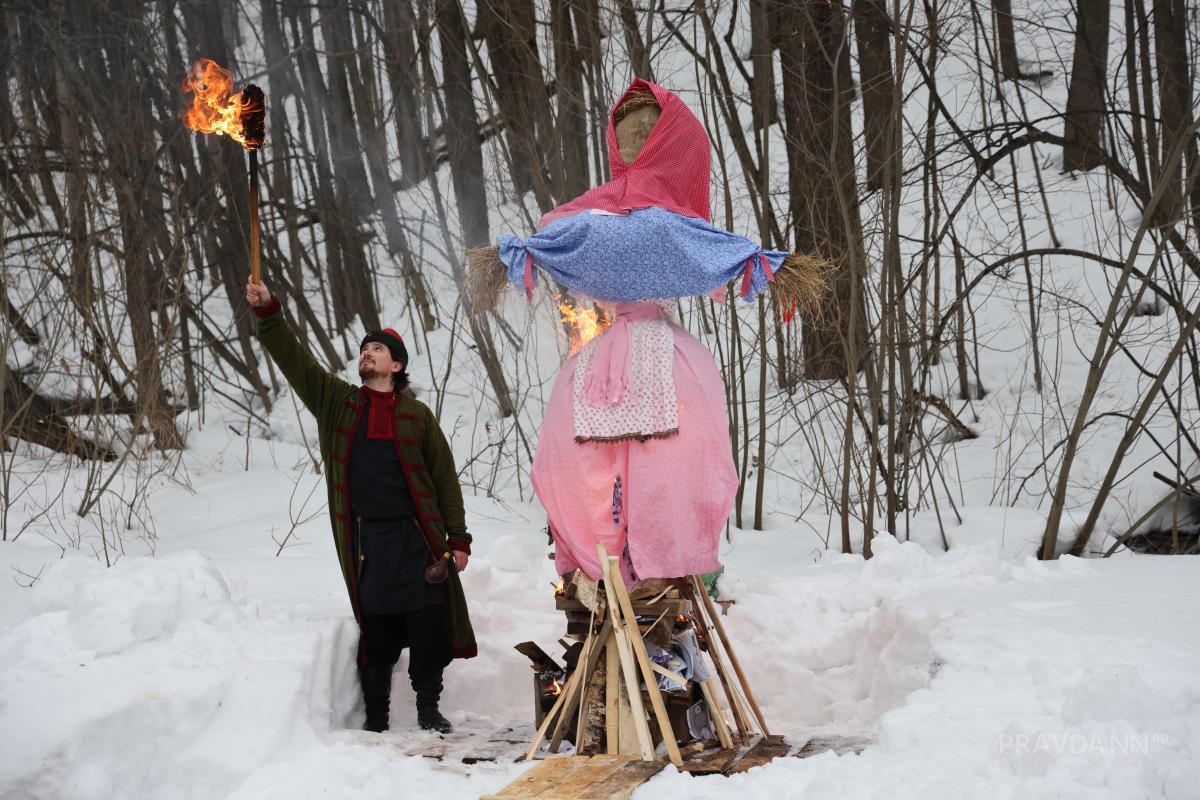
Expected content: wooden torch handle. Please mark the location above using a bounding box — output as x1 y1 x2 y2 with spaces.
248 150 261 284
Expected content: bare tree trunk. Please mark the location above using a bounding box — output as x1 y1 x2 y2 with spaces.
380 0 430 188
0 9 36 221
571 0 610 184
1153 0 1193 225
438 0 491 251
552 0 590 200
13 15 64 231
992 0 1021 80
435 0 514 417
853 0 895 191
616 0 653 80
319 1 381 331
1123 0 1150 190
180 0 274 402
1062 0 1110 170
351 4 437 332
103 0 181 449
777 0 870 380
2 367 117 461
476 0 554 208
750 0 779 129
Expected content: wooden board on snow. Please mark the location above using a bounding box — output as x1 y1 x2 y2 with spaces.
794 734 874 759
480 754 665 800
725 734 794 774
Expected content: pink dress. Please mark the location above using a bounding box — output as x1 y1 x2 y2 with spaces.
531 305 738 581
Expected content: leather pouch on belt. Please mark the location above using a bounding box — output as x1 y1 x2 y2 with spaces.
424 552 452 584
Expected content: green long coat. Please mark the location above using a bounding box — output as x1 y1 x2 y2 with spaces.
255 299 476 664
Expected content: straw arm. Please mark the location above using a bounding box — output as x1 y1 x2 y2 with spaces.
769 250 831 323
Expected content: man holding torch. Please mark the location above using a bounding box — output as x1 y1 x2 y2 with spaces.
245 278 476 735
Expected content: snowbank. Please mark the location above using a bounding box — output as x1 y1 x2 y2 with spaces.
0 552 359 800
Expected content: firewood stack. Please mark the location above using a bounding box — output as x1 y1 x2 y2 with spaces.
516 544 769 766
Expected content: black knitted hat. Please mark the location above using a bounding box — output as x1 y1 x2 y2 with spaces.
360 328 408 367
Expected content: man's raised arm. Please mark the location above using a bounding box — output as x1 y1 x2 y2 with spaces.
246 278 353 417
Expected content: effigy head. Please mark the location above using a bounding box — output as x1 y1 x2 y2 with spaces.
536 79 713 229
613 89 660 163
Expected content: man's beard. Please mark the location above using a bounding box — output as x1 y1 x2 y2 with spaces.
358 359 380 381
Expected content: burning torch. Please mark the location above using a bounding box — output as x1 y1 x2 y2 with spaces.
181 59 267 282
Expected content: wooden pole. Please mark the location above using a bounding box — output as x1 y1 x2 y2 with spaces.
701 678 735 749
605 643 621 751
248 150 261 284
240 84 266 285
606 552 684 767
548 624 596 755
691 576 771 735
682 578 752 735
598 544 657 761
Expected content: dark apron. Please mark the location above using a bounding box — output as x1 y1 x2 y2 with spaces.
352 516 444 614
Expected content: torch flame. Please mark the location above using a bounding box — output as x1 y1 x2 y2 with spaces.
182 58 262 150
559 300 607 353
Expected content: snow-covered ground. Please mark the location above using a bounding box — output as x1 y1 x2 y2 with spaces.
2 425 1197 799
4 1 1200 798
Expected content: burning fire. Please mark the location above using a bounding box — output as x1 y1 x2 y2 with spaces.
543 676 563 697
182 58 263 150
553 578 566 597
559 300 607 353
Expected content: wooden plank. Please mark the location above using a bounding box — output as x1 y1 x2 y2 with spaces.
458 736 529 765
571 569 602 611
608 555 684 768
548 621 597 754
682 580 752 736
565 623 611 753
514 641 563 672
727 672 757 735
630 599 686 615
628 578 675 600
481 755 595 799
536 755 635 798
615 666 641 755
710 650 752 735
577 653 607 755
605 642 620 752
576 758 666 799
598 544 657 761
538 617 608 759
794 734 874 758
679 743 741 775
726 734 792 775
525 639 589 761
643 585 673 605
481 755 661 800
532 673 544 729
692 575 771 735
648 660 688 690
700 677 735 749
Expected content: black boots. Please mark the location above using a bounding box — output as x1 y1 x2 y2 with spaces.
360 663 393 733
414 676 453 734
362 664 452 734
